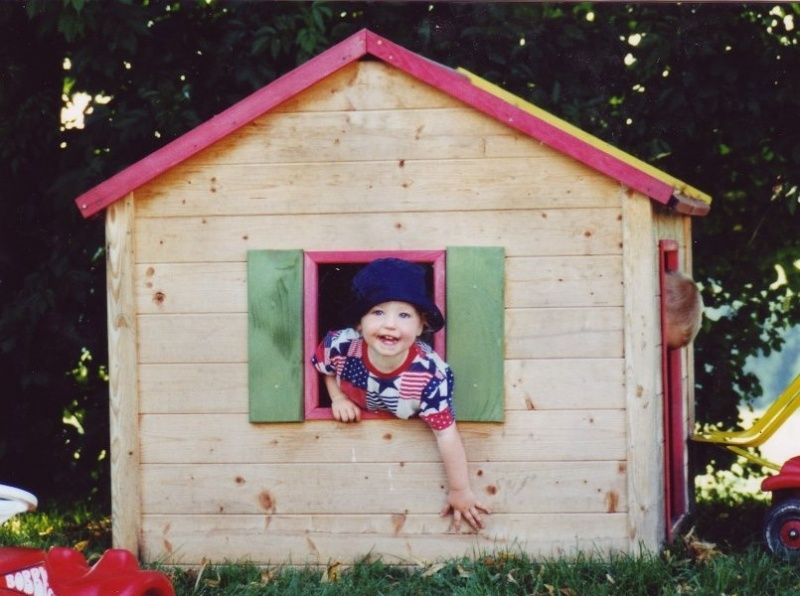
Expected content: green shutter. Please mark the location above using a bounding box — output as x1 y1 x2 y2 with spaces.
446 246 505 422
247 250 303 422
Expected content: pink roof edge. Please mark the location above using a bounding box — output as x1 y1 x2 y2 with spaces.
74 28 709 219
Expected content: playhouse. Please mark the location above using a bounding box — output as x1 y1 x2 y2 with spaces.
74 30 711 565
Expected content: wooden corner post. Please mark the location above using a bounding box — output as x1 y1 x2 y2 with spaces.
105 193 141 553
622 190 663 552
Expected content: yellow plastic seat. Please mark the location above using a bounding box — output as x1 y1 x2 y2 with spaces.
691 373 800 471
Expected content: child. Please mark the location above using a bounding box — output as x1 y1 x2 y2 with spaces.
664 270 703 349
311 258 490 531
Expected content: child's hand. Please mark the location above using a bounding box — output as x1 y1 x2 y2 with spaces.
441 488 491 532
331 397 361 423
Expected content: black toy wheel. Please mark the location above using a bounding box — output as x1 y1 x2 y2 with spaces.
764 498 800 560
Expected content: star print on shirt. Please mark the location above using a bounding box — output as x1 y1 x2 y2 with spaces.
342 358 369 389
373 376 400 395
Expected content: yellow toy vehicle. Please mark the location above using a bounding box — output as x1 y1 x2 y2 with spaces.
692 373 800 559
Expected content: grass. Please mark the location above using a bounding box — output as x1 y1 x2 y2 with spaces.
3 497 800 595
0 503 110 556
157 547 800 595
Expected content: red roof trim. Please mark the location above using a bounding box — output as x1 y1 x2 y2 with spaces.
75 30 368 218
75 28 699 218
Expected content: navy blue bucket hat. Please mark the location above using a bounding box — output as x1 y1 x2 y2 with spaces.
350 258 445 332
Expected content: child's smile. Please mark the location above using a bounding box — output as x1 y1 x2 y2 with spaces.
359 301 424 372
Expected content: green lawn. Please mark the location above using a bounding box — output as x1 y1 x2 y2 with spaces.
2 497 799 595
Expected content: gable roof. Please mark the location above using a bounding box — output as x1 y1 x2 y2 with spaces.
74 28 711 218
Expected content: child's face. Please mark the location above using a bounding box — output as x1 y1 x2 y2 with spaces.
359 301 424 365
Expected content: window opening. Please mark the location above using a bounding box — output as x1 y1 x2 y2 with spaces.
304 250 446 420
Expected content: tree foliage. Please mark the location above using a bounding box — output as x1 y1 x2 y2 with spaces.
1 2 798 506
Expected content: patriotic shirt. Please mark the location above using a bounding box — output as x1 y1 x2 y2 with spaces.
311 328 455 431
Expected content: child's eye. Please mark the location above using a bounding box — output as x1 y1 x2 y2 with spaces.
399 312 412 319
371 309 384 316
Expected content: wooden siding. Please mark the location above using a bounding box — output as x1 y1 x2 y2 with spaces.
139 412 626 464
141 462 627 515
142 513 630 565
135 159 617 218
130 61 629 564
271 60 466 113
133 210 621 263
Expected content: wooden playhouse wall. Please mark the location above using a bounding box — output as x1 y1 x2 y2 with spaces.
105 61 690 564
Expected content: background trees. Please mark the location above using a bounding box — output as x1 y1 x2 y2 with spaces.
1 2 797 506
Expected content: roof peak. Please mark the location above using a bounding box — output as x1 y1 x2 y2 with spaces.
74 28 709 218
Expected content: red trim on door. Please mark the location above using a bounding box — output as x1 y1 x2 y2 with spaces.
659 239 687 542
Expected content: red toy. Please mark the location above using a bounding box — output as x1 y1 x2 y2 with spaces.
0 485 174 595
761 455 800 559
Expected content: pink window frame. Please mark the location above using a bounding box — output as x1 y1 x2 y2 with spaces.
303 250 446 420
659 239 688 541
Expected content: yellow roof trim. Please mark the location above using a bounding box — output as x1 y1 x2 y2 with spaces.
457 67 712 206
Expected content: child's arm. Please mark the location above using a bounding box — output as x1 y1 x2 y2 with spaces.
434 424 490 531
324 375 361 423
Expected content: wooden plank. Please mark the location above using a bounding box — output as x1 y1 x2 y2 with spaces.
507 255 623 308
272 61 463 113
135 254 622 315
134 209 622 263
137 307 622 364
134 158 619 218
105 193 141 553
139 358 624 414
247 250 304 422
682 216 693 274
506 359 625 411
506 307 623 360
653 206 687 246
184 107 550 166
141 512 630 565
685 344 696 434
621 190 662 551
75 30 368 218
139 363 249 414
137 314 246 363
446 247 505 421
141 461 627 515
139 410 627 464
